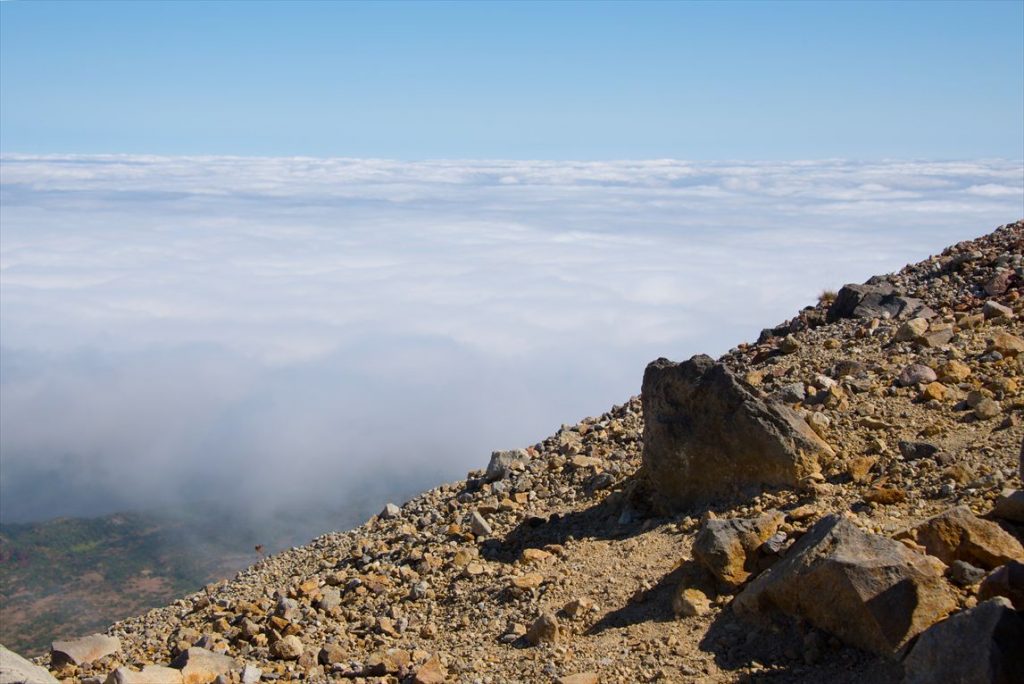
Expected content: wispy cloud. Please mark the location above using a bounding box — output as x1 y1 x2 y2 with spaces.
1 155 1021 526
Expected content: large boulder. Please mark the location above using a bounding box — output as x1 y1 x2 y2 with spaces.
826 282 935 323
641 355 832 510
169 648 237 684
898 506 1024 570
902 598 1024 684
0 644 59 684
692 511 785 589
50 634 121 667
733 515 956 655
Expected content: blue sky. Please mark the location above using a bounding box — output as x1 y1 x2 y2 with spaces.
2 0 1022 159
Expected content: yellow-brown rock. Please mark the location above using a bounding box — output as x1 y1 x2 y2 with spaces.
901 506 1024 570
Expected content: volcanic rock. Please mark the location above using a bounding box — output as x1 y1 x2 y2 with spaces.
692 511 785 589
896 364 937 387
526 613 560 646
169 648 236 684
50 634 120 667
412 656 446 684
827 282 934 322
641 355 831 510
993 489 1024 524
270 635 303 660
672 587 711 617
733 515 956 655
899 505 1024 570
903 597 1024 684
979 562 1024 610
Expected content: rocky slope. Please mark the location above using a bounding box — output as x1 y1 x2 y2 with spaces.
9 220 1024 684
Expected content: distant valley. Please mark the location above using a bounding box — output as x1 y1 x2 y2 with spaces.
0 490 421 656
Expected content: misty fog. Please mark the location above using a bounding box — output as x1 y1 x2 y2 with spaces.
2 155 1021 542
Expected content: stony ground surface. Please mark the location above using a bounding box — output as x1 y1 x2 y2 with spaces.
32 220 1024 683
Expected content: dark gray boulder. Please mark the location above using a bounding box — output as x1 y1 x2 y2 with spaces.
903 597 1024 684
641 355 832 511
827 282 935 322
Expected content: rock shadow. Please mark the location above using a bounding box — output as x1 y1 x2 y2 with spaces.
696 607 903 683
488 474 812 566
484 487 659 564
584 563 688 634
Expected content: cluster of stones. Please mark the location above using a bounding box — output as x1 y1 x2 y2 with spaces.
2 220 1022 684
11 401 645 684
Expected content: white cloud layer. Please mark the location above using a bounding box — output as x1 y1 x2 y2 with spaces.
1 155 1022 526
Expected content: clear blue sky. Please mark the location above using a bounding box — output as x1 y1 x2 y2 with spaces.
1 0 1022 159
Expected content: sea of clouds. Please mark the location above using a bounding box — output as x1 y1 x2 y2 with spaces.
1 155 1021 533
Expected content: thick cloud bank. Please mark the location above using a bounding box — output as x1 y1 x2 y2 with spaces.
1 155 1021 527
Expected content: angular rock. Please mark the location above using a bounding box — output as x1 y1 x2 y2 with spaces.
380 502 401 519
672 587 711 617
864 486 906 505
469 511 492 537
641 355 831 510
983 300 1014 320
412 656 446 684
318 643 346 666
939 359 971 383
992 489 1024 524
169 647 237 684
779 334 800 354
104 666 184 684
776 382 806 404
511 572 544 590
562 597 594 619
240 665 262 684
317 586 341 613
270 635 303 660
947 560 986 587
526 612 560 646
901 505 1024 570
692 511 785 589
51 634 121 667
274 596 298 620
920 382 946 402
989 331 1024 356
919 328 954 348
827 282 934 322
895 317 929 342
903 598 1024 684
484 450 525 482
985 271 1013 296
521 548 551 564
733 515 956 655
0 644 59 684
897 441 939 461
979 562 1024 610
